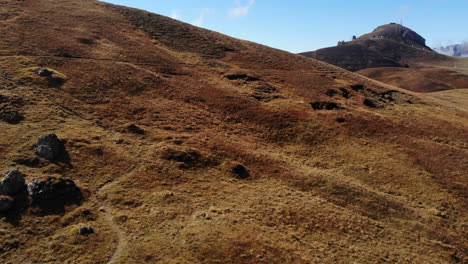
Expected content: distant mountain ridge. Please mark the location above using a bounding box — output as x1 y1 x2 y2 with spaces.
301 23 450 72
434 43 468 57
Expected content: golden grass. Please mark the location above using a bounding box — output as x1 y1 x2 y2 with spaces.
0 0 466 263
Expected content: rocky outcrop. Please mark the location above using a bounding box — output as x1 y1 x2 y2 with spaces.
27 177 82 205
359 24 429 49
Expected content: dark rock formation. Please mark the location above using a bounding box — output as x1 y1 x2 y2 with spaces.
0 195 14 212
350 84 364 91
36 134 67 161
225 74 259 82
27 177 82 205
0 169 26 196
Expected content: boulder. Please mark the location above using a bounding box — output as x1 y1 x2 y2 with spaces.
0 169 26 196
79 226 94 236
27 177 82 205
36 134 67 161
33 68 53 77
0 195 14 212
231 163 250 179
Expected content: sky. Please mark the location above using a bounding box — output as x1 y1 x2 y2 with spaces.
103 0 468 53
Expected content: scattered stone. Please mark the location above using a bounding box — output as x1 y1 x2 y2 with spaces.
125 124 145 135
340 88 351 98
225 74 259 82
78 226 94 236
336 117 346 123
311 101 341 110
350 84 364 91
0 169 26 196
363 98 378 108
0 110 24 124
325 89 338 97
27 177 82 205
33 68 53 77
0 196 14 212
231 163 250 179
36 134 67 161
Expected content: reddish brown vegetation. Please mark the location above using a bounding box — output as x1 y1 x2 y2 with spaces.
0 0 466 263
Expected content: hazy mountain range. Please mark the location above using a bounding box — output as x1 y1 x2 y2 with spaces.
434 42 468 57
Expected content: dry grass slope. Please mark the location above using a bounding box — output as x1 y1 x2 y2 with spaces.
0 0 466 263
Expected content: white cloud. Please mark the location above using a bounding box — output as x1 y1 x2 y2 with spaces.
192 8 211 27
229 0 255 18
170 10 181 20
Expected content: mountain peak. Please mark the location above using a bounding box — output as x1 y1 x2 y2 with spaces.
358 23 429 49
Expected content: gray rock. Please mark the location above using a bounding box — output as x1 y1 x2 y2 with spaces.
37 145 54 160
33 68 53 77
0 169 26 196
0 196 14 212
36 134 67 161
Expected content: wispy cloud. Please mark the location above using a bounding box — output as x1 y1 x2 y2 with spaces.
192 8 211 27
170 10 181 20
229 0 255 18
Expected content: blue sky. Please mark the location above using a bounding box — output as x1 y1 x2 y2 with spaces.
103 0 468 53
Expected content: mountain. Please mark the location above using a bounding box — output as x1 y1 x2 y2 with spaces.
0 1 467 263
434 43 468 58
300 24 452 72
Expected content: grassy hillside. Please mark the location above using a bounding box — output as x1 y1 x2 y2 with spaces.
0 0 466 263
358 67 468 93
